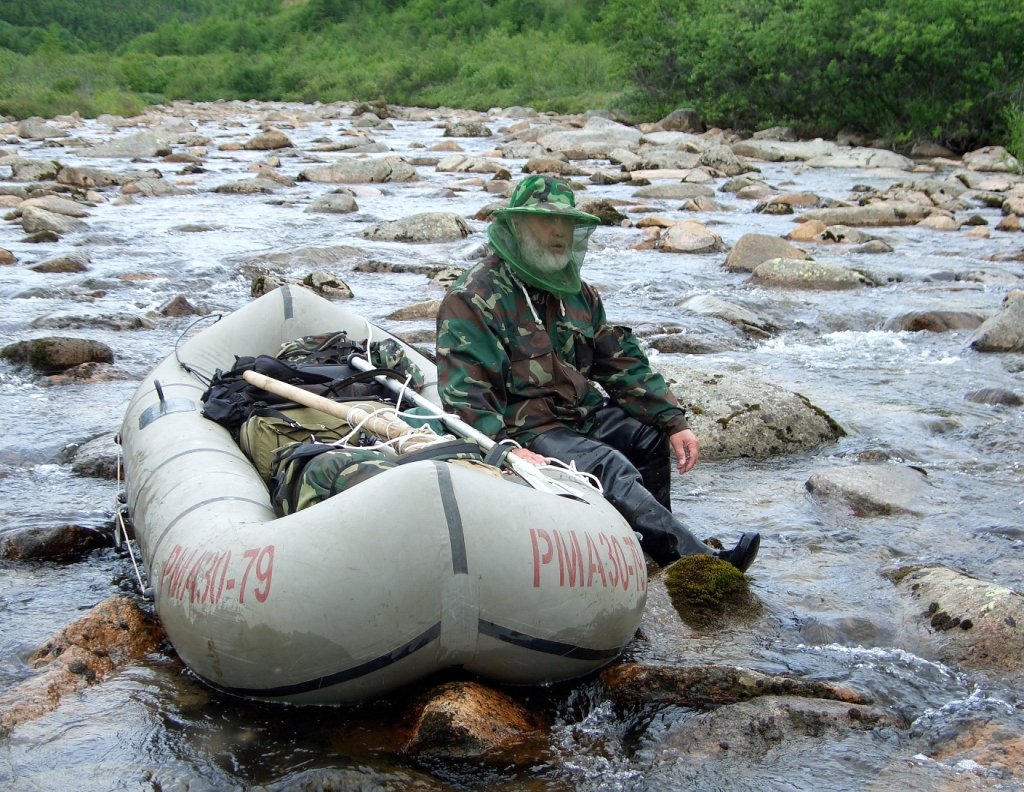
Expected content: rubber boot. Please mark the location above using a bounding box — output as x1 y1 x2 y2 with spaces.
528 426 711 567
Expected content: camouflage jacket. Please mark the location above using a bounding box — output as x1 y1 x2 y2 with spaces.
436 256 689 445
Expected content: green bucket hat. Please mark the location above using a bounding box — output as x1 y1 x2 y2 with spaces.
488 176 599 298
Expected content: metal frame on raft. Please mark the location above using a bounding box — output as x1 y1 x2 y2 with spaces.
118 286 647 705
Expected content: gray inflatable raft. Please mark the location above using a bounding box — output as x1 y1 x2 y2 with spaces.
119 286 647 704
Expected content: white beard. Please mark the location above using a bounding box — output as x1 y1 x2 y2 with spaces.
516 224 572 274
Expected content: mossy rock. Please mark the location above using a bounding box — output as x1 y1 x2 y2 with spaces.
664 554 759 629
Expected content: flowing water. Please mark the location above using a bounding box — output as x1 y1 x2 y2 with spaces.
1 103 1023 790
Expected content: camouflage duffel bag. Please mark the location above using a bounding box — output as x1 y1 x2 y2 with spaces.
270 444 396 517
269 438 488 517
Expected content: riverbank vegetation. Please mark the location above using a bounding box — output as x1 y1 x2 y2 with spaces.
1 0 1022 152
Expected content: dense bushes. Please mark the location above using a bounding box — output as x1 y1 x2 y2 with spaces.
602 0 1024 148
1 0 1021 152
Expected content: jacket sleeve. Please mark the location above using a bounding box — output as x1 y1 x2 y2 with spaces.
436 289 512 441
585 288 690 435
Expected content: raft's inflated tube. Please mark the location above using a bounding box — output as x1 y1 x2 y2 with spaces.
120 287 646 704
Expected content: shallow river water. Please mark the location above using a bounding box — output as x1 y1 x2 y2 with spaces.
1 102 1023 791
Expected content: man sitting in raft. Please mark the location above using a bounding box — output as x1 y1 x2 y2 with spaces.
436 175 759 572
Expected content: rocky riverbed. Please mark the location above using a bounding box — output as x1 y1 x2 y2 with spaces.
1 100 1023 791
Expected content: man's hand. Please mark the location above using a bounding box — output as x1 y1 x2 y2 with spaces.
510 447 549 467
669 429 699 474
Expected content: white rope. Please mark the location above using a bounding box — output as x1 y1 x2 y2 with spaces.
394 373 412 414
116 444 147 595
506 264 544 327
536 457 605 495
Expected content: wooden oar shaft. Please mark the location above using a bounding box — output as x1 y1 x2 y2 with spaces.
241 370 433 450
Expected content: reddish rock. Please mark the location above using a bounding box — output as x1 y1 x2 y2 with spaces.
244 131 293 150
0 247 16 265
600 662 869 709
159 295 197 317
0 597 162 737
405 681 542 758
786 219 827 242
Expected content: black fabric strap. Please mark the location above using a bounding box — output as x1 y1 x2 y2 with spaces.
484 443 511 468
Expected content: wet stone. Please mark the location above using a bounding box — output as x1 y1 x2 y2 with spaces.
969 290 1024 352
724 233 810 273
659 220 725 254
806 464 930 516
896 567 1024 675
0 522 110 561
599 663 869 710
883 311 985 333
363 212 470 244
964 388 1023 406
650 696 902 762
244 131 294 150
303 272 353 299
70 433 120 478
0 596 163 737
576 198 627 226
29 251 90 273
0 247 16 264
305 193 358 214
387 300 441 321
655 363 844 460
405 681 541 758
751 258 870 290
159 295 197 317
22 206 87 235
1 336 114 372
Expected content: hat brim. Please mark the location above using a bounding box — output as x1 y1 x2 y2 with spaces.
494 203 601 226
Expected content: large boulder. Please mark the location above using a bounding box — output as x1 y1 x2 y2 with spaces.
659 221 725 254
750 258 870 290
29 252 90 273
243 131 293 150
656 108 705 134
806 465 931 516
648 696 900 762
21 207 87 235
804 148 914 170
212 177 281 194
77 130 172 158
795 203 929 226
697 145 756 176
387 299 442 321
538 117 643 157
600 663 868 709
968 290 1024 352
633 183 715 200
653 363 844 460
299 158 418 183
362 212 470 244
435 154 505 174
724 233 810 273
963 146 1021 173
305 193 358 214
57 165 125 188
443 121 492 137
731 139 839 161
18 195 90 218
1 337 114 372
121 177 185 197
404 681 541 758
11 160 59 181
0 521 109 561
18 118 69 140
896 567 1024 674
0 597 162 737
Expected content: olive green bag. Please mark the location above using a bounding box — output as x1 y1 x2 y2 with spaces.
239 406 354 484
